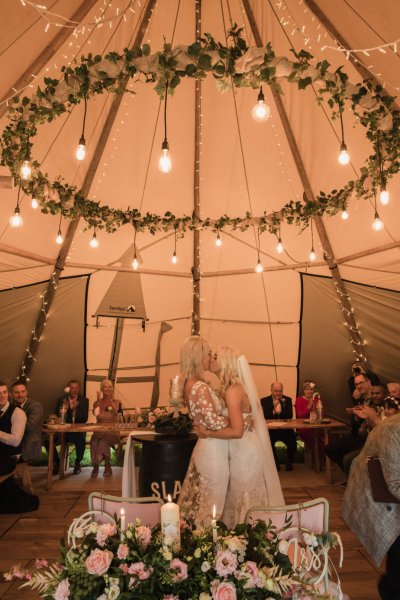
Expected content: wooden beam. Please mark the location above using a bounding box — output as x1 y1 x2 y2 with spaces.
0 0 99 119
192 0 202 335
242 0 367 362
20 0 157 381
303 0 400 111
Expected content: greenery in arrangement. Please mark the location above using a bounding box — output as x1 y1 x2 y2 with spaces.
1 25 399 236
4 514 340 599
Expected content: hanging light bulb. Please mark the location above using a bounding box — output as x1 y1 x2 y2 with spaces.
56 230 63 244
309 248 316 261
341 209 349 220
215 232 222 247
380 185 389 205
338 142 350 165
171 251 177 264
255 258 264 273
159 139 172 173
89 231 99 248
31 197 39 209
372 212 384 231
20 159 32 180
276 237 284 254
132 255 139 270
75 135 86 161
251 87 271 123
9 205 23 228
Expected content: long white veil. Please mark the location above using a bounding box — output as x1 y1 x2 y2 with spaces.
237 355 285 506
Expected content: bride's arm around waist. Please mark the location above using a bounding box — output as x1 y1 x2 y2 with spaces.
195 384 244 440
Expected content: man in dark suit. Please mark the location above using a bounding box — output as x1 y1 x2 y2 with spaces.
11 381 43 463
0 381 26 476
53 380 88 474
261 382 296 471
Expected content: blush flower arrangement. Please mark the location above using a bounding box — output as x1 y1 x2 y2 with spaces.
3 515 341 599
137 406 193 434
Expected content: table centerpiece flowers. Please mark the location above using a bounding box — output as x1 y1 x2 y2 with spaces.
3 513 341 599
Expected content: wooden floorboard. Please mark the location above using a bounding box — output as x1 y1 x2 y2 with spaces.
0 464 383 599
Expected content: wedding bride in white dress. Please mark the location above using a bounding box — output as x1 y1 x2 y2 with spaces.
178 337 284 528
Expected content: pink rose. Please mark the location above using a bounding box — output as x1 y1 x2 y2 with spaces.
117 543 129 560
85 549 113 575
136 525 152 548
212 580 237 600
120 563 129 574
54 578 70 600
128 561 153 580
96 523 116 547
170 558 188 581
215 550 238 577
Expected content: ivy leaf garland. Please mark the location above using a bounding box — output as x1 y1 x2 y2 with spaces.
1 25 399 237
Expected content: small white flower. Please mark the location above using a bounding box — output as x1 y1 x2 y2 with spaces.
89 522 98 533
194 547 201 558
125 530 133 539
108 584 120 600
163 549 173 561
199 594 211 600
201 560 211 572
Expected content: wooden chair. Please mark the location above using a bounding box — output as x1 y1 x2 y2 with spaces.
88 492 163 526
15 462 33 493
245 497 330 593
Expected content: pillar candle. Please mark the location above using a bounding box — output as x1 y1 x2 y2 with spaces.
161 495 180 551
120 507 126 537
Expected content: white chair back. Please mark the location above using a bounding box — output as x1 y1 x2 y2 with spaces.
88 493 163 527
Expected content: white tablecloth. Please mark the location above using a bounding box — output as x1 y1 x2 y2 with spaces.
121 430 160 498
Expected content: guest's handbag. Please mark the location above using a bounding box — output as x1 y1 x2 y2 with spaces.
367 456 400 504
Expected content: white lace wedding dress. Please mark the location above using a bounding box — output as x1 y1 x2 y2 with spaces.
179 358 284 528
178 380 230 526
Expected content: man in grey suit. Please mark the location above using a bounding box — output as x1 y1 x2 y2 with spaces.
342 413 400 599
11 381 43 463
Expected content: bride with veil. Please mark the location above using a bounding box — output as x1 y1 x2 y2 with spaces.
179 339 284 528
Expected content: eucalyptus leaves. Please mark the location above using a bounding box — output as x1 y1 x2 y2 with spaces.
1 25 399 236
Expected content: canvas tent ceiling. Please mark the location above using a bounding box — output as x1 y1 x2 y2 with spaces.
0 0 399 413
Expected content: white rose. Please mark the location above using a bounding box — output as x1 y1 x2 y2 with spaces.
108 584 120 600
201 560 211 572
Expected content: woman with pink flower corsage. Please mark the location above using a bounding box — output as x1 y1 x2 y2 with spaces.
90 379 119 477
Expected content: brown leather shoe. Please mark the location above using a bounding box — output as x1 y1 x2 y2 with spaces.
91 465 99 478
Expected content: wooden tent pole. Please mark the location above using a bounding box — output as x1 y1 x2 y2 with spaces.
0 0 99 119
192 0 202 335
20 0 157 382
303 0 400 111
242 0 367 362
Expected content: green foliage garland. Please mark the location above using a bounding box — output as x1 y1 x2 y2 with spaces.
1 25 399 236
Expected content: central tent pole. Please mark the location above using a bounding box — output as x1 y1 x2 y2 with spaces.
192 0 202 336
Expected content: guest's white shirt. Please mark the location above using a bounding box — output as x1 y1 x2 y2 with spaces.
0 401 27 447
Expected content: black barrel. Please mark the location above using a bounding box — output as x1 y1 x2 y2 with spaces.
132 433 197 502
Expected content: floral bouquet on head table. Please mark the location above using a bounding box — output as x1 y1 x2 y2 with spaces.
3 512 342 599
136 406 170 428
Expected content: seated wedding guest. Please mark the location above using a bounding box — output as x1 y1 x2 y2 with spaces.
90 379 119 478
0 381 26 475
11 380 43 463
384 396 400 418
261 382 296 471
295 381 323 454
353 396 399 431
52 380 88 474
342 412 400 599
325 372 372 476
0 381 39 513
348 361 379 402
387 382 400 399
370 384 389 411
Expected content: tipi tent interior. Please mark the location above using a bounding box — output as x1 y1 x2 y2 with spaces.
0 0 399 419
